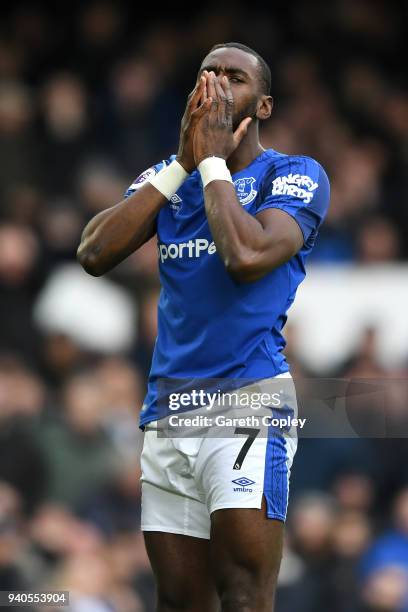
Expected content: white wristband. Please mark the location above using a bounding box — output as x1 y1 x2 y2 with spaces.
149 160 189 200
198 157 233 188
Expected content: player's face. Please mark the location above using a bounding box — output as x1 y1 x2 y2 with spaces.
198 47 270 130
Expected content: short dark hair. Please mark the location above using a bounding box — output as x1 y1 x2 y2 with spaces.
209 42 271 95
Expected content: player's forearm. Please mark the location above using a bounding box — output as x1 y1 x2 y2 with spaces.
77 184 166 276
204 181 271 281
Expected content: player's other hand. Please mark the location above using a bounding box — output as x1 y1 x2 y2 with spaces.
193 72 252 166
176 72 212 173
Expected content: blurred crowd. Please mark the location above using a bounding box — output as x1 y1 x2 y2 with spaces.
1 0 408 610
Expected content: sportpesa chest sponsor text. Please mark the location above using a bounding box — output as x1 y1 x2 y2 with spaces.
159 238 216 262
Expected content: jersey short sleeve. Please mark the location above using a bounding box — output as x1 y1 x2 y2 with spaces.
124 157 175 198
256 156 330 246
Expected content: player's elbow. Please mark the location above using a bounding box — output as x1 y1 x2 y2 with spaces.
225 246 291 283
225 252 265 283
76 243 106 277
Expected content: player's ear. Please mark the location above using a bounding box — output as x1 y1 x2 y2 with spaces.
256 95 273 121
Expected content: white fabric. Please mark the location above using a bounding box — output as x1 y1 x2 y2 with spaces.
149 159 189 200
140 373 297 539
198 156 233 188
33 264 135 352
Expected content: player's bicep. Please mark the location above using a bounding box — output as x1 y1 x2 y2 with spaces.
256 208 304 264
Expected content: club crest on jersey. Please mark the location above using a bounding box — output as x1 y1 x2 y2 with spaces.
234 177 257 205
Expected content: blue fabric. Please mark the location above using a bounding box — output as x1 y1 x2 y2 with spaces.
125 149 330 426
263 431 289 521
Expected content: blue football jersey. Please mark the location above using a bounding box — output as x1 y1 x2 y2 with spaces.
125 149 330 426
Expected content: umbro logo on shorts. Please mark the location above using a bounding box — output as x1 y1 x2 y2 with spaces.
232 477 256 492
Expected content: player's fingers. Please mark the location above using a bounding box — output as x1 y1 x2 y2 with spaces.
222 75 234 123
223 75 234 103
214 77 228 122
205 73 219 122
191 97 213 121
233 117 252 146
206 72 217 103
187 82 198 103
187 74 205 104
197 75 207 106
188 75 206 110
198 71 209 104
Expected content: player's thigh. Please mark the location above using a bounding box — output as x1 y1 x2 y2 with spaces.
210 499 284 611
144 531 218 611
196 429 293 610
141 429 217 610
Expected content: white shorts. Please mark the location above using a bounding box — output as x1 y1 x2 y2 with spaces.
140 374 298 540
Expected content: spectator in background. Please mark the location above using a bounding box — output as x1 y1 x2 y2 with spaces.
277 493 337 611
52 548 145 612
0 357 47 515
0 482 32 593
133 287 160 377
34 372 119 509
39 74 93 197
28 503 103 569
359 489 408 611
79 456 142 537
107 56 164 175
0 82 37 197
77 160 126 219
0 224 44 362
94 357 145 456
357 215 401 263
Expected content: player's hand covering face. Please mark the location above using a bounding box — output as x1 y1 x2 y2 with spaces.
193 72 252 166
176 71 213 173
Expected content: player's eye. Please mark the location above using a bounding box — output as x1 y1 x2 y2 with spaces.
230 77 243 83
